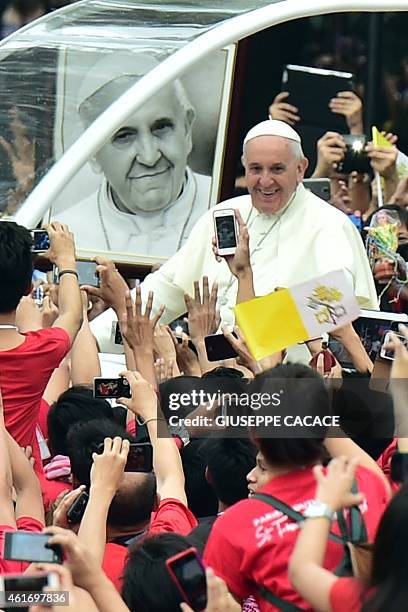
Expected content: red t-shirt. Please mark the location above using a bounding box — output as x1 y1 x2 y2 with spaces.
329 577 372 611
0 328 70 449
0 516 44 575
38 399 50 440
204 466 389 611
102 497 198 591
377 438 400 492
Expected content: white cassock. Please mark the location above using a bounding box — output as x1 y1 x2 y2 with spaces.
91 183 378 356
57 168 211 258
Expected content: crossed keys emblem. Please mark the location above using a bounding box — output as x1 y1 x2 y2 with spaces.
307 285 346 325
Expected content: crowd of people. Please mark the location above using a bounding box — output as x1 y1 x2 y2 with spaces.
1 56 408 612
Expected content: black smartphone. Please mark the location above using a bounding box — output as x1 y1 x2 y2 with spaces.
96 442 153 472
30 230 50 253
67 491 89 524
204 333 238 361
53 261 99 287
93 376 131 399
0 572 60 608
166 547 207 612
337 135 371 174
303 178 331 201
4 531 63 564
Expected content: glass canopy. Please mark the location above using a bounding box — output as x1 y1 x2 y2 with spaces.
0 0 284 262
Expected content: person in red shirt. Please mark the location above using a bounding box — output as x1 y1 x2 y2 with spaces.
0 221 82 466
289 456 408 612
51 371 197 590
289 325 408 612
0 387 45 575
203 364 390 612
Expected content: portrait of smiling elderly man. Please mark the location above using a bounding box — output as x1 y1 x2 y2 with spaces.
57 53 211 257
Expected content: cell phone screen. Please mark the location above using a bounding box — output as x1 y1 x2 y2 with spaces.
204 333 238 362
30 230 50 253
4 532 62 563
93 377 131 399
168 551 207 611
215 215 237 249
338 135 371 174
54 261 99 287
125 443 153 472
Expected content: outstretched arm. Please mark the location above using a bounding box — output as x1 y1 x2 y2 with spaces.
120 371 186 504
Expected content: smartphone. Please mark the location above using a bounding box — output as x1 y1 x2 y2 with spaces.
4 531 63 564
67 491 89 524
54 261 99 287
337 135 371 174
33 285 44 307
204 333 238 361
166 547 207 611
380 331 406 360
169 318 189 336
93 376 131 399
30 229 50 253
213 209 238 256
328 309 408 368
0 572 60 608
303 178 331 201
97 442 153 472
111 321 124 345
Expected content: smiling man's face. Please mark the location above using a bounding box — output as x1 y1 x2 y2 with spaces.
94 82 193 214
242 135 308 215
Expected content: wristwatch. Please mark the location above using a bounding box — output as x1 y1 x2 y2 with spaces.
303 500 336 522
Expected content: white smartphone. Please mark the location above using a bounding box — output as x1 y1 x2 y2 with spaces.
213 209 238 256
380 331 406 360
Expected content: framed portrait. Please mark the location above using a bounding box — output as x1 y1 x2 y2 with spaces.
49 44 237 265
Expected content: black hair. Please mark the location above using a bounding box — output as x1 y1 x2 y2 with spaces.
202 366 244 379
180 439 218 518
250 363 327 468
202 437 257 506
47 386 115 456
66 418 156 527
122 533 192 612
0 221 33 313
362 484 408 612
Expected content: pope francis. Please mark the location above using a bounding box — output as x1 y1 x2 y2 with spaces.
91 119 378 351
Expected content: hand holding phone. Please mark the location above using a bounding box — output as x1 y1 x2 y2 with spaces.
0 572 60 607
166 547 207 611
30 229 50 253
93 376 131 399
4 531 63 564
97 441 153 472
380 331 407 360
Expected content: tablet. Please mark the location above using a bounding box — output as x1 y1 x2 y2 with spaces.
282 64 354 129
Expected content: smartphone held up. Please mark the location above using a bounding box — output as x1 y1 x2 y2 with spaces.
213 209 238 256
166 547 207 612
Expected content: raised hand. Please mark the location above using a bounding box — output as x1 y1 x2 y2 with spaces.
268 91 300 126
119 287 164 351
184 276 219 344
